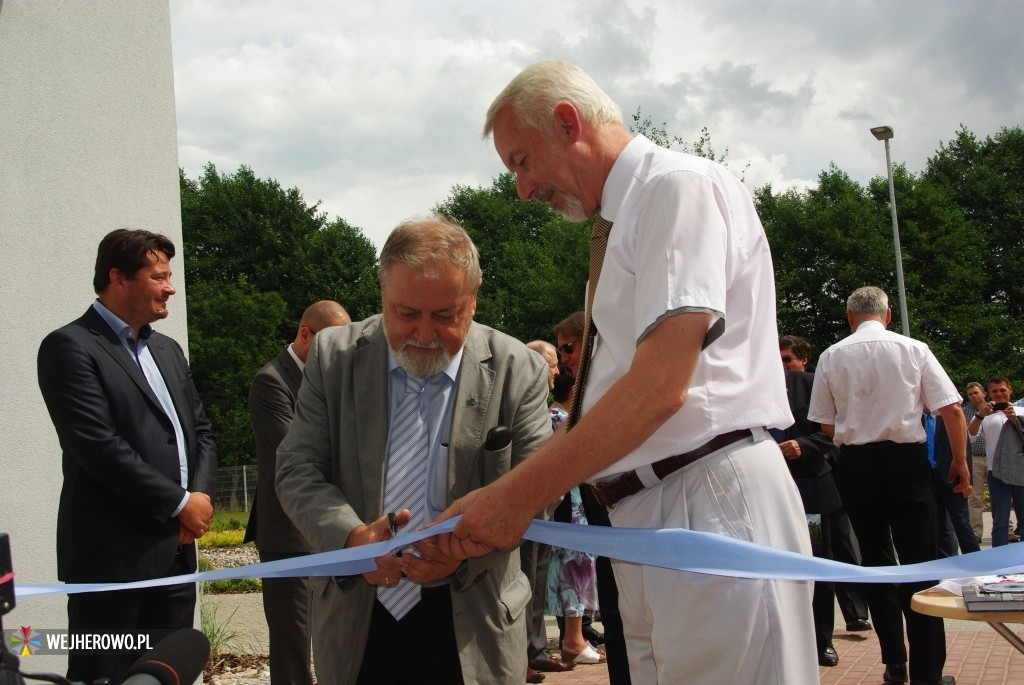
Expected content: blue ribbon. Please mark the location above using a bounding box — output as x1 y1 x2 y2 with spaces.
15 517 1024 599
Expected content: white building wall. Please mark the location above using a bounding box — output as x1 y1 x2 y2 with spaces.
0 0 186 675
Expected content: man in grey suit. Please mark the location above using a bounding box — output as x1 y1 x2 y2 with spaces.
37 229 217 684
276 216 552 685
243 299 350 685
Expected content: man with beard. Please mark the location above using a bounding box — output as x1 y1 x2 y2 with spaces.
275 216 552 685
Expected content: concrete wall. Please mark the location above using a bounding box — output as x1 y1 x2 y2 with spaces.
0 0 185 675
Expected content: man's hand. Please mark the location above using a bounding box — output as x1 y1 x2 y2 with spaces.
346 510 410 587
434 479 533 561
178 522 196 545
949 459 973 497
779 440 802 460
179 491 213 537
403 538 462 584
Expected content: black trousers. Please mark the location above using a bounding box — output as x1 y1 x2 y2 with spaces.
828 506 872 624
834 442 945 683
66 554 195 684
356 590 463 685
258 550 313 685
580 485 632 685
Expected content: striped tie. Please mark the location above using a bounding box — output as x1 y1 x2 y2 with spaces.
377 372 431 619
568 215 613 429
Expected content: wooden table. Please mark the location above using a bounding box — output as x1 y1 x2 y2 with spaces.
912 591 1024 654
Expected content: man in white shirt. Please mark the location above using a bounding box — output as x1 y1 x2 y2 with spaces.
968 375 1024 547
808 286 969 685
437 60 816 684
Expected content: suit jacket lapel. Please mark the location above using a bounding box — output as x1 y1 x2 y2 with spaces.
148 336 193 444
448 324 494 502
353 320 390 517
84 307 166 414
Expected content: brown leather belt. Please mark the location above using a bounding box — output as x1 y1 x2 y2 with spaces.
591 428 758 509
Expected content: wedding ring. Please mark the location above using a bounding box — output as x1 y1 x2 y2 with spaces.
384 576 390 586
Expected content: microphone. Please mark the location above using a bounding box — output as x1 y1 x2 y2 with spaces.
120 629 209 685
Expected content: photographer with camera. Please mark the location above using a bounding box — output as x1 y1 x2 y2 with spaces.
968 375 1024 547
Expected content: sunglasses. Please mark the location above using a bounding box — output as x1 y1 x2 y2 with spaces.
557 340 578 356
781 355 795 363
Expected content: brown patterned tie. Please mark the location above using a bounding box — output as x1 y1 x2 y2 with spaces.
567 214 613 430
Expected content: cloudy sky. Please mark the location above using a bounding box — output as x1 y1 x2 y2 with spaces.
169 0 1023 250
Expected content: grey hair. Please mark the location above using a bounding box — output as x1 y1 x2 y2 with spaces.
966 381 985 392
847 286 889 316
483 60 623 139
378 216 482 292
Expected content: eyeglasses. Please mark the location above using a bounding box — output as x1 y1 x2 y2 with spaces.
781 355 795 364
557 340 579 356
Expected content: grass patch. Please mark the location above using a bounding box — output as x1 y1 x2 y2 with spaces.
210 510 249 531
199 529 247 548
199 597 239 658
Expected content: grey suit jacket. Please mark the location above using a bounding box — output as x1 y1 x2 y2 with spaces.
275 315 551 685
37 306 217 582
243 347 310 554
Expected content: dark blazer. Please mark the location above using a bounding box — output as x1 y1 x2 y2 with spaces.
276 315 552 685
243 347 310 554
932 415 973 490
781 370 842 515
37 305 217 582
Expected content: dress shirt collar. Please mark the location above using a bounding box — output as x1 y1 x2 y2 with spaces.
92 300 154 344
599 134 654 223
854 319 886 334
285 342 304 371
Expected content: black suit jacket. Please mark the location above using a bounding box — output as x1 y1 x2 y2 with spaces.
781 369 842 515
243 347 310 554
932 415 973 490
37 306 217 582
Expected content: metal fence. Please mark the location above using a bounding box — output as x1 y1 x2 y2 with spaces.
215 465 258 512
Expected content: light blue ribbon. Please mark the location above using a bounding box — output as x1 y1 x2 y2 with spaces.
15 517 1024 599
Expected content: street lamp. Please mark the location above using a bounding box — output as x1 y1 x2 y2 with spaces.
871 125 910 337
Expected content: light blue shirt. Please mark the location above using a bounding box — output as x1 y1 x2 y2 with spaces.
92 300 190 515
385 348 463 520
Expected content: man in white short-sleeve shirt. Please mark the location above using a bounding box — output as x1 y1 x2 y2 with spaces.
435 60 817 685
808 286 969 685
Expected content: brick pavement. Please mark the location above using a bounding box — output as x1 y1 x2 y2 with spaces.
536 619 1024 684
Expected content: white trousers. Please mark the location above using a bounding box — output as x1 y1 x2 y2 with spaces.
608 434 819 684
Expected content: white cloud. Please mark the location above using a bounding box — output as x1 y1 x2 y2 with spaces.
170 0 1024 250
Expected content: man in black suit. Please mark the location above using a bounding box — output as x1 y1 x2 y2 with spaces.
928 413 979 556
243 299 350 685
775 366 844 665
38 229 217 684
779 336 872 636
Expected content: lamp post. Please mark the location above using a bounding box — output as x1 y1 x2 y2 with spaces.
870 125 910 337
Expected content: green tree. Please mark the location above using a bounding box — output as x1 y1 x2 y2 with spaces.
434 173 590 342
186 280 287 467
180 163 380 466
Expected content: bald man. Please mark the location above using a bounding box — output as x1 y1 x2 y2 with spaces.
244 299 351 685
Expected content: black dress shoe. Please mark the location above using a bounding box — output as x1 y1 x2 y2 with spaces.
582 623 606 646
846 618 872 631
910 678 955 685
883 662 908 684
818 645 838 667
529 657 576 673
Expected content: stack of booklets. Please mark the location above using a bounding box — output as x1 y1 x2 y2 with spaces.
961 575 1024 613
